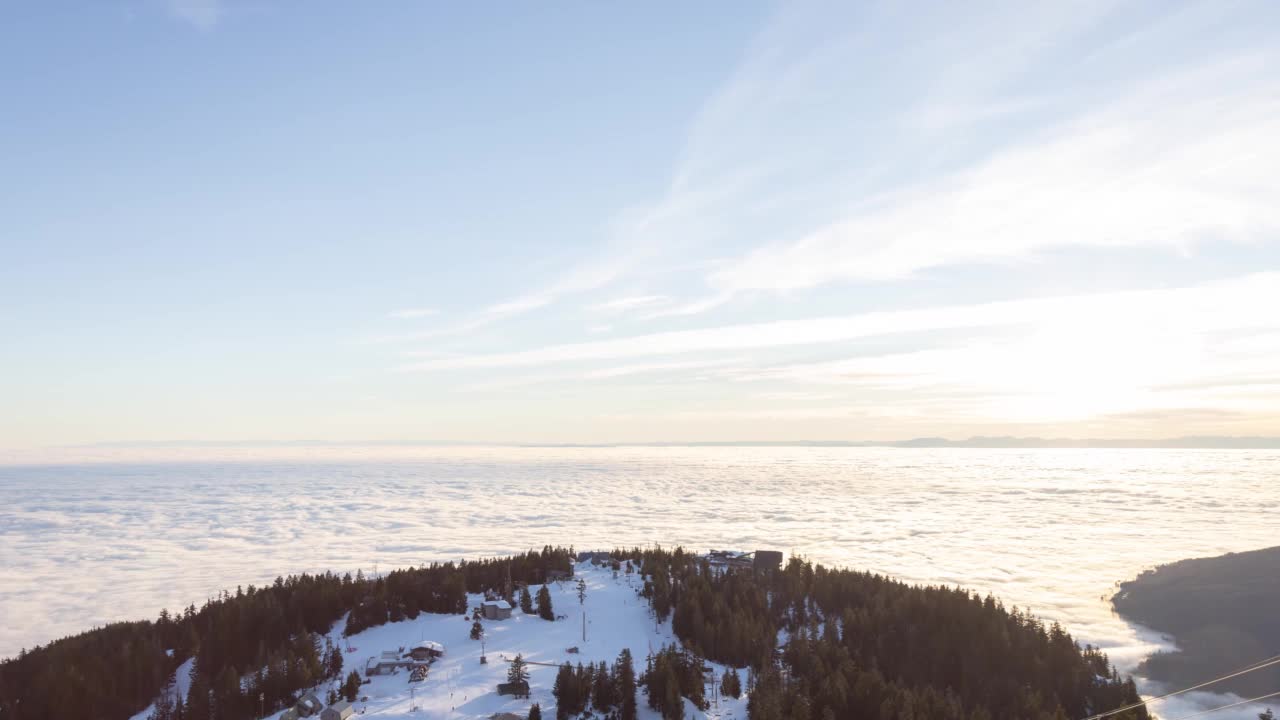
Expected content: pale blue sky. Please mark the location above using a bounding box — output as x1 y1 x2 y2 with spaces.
3 0 1279 450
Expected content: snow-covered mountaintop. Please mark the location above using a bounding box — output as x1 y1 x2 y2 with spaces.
276 561 745 720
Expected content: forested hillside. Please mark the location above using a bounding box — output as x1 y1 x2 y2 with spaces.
1113 545 1280 697
2 545 1150 720
631 546 1148 720
0 547 576 720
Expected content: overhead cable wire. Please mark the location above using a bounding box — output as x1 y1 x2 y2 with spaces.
1082 654 1280 720
1164 689 1280 720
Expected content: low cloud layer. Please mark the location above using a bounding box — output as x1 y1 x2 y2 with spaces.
2 447 1276 719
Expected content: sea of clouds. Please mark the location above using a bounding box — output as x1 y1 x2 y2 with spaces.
1 446 1277 719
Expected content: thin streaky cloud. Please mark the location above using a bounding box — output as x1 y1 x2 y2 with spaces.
582 357 747 380
638 292 735 321
166 0 221 29
12 1 1280 449
448 357 746 392
366 292 558 344
388 308 440 319
389 255 628 343
591 295 670 314
402 273 1280 371
526 0 1277 322
706 52 1279 296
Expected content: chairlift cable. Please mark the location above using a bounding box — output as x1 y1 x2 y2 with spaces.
1080 654 1280 720
1162 689 1280 720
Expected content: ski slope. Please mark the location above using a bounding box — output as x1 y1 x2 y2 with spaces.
129 656 194 720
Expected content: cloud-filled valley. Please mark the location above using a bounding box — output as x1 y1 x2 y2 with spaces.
2 446 1277 717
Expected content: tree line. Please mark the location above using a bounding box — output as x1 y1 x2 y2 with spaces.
1 544 1153 720
628 546 1150 720
0 546 576 720
551 647 638 720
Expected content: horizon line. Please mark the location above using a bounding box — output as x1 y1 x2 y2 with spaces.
32 434 1280 451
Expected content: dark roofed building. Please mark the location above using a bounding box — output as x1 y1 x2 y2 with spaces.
409 640 445 661
483 599 513 620
296 692 323 717
320 701 354 720
706 550 753 570
754 550 783 573
497 679 530 697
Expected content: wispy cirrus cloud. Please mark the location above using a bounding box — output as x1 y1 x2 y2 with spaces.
448 357 744 393
707 52 1280 295
400 272 1280 427
591 295 671 314
388 308 440 320
582 357 747 380
371 1 1280 438
403 272 1279 371
370 257 628 343
165 0 222 29
367 294 559 344
387 3 1251 332
576 1 1279 315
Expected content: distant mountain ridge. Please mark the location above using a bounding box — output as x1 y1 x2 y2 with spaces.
529 435 1280 449
55 435 1280 449
8 436 1276 464
878 435 1280 449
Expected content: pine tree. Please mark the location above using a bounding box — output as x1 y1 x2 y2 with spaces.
790 692 812 720
662 664 685 720
616 648 638 720
213 666 241 720
577 577 587 605
746 668 782 720
537 584 555 621
520 586 534 614
528 703 542 720
471 619 484 640
147 683 177 720
721 668 741 699
343 670 361 702
509 654 530 685
553 663 576 720
185 660 211 720
592 659 615 712
327 641 343 679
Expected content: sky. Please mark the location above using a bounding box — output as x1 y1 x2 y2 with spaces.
2 0 1279 450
